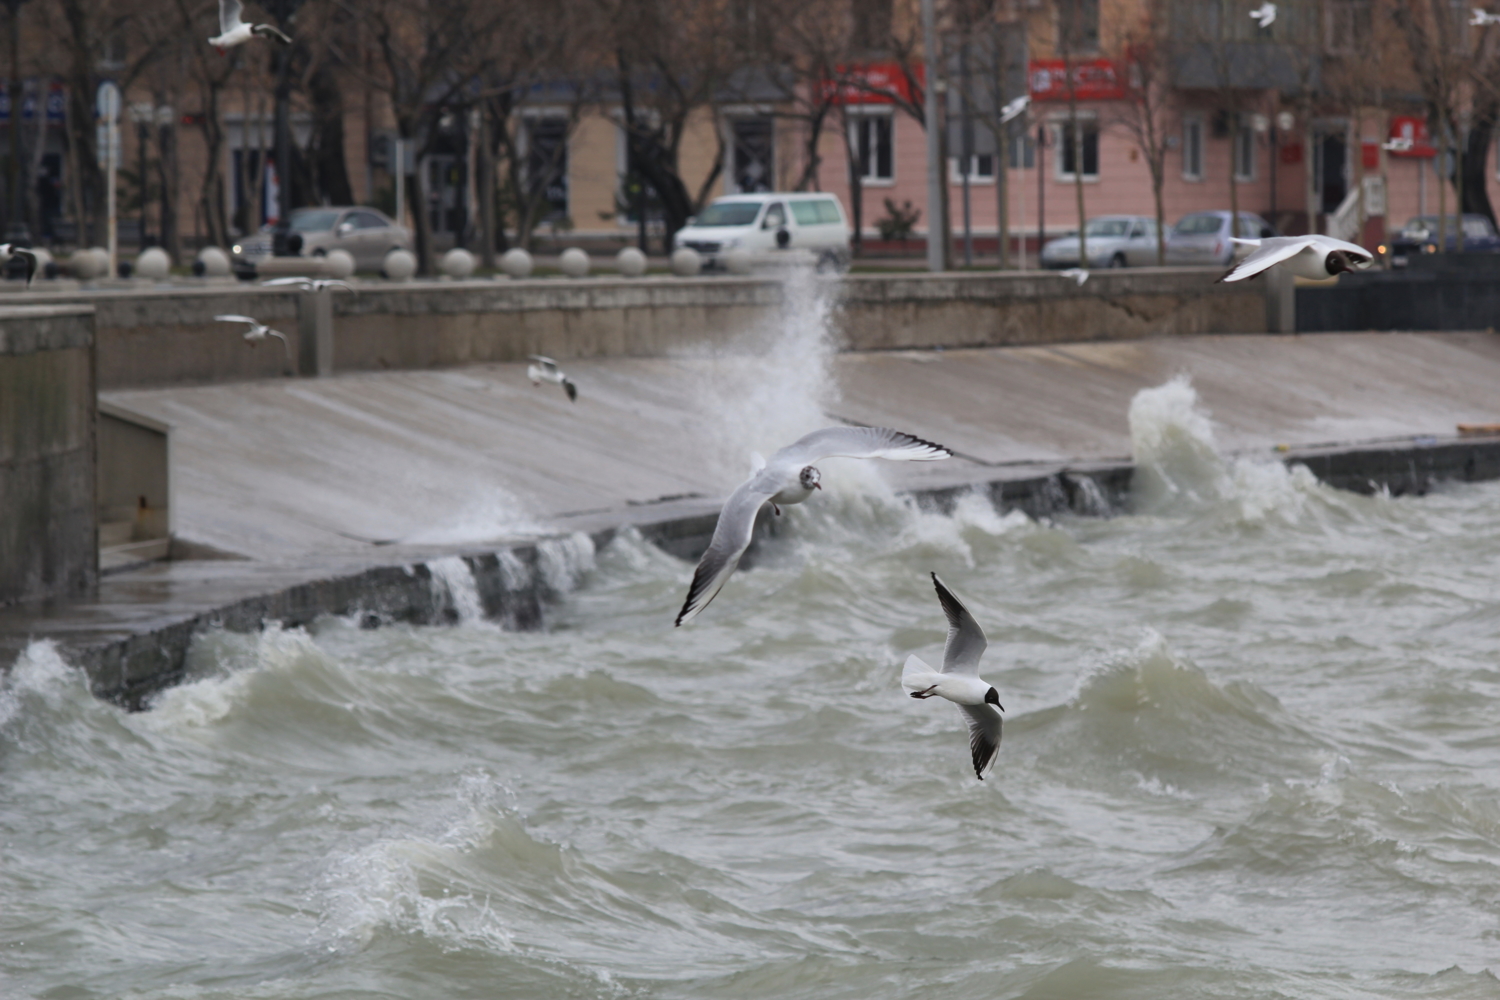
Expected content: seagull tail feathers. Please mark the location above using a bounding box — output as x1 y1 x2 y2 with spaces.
901 654 942 694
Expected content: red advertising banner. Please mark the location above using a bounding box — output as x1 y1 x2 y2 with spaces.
1028 59 1126 101
820 62 923 106
1387 115 1435 158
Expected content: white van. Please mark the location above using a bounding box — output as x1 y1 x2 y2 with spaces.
673 193 852 270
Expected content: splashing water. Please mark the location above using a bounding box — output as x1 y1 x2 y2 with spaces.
426 555 484 623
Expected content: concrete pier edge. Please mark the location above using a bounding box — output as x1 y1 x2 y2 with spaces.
7 434 1499 711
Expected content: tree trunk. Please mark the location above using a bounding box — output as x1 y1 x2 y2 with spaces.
1462 98 1497 228
793 105 827 191
477 104 495 269
406 160 432 274
307 62 354 206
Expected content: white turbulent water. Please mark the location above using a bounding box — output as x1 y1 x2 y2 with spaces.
6 381 1500 999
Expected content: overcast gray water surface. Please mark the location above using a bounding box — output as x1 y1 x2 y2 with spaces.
6 379 1500 999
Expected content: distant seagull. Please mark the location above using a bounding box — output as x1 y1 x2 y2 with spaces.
527 355 578 402
209 0 291 52
0 243 38 287
902 573 1004 781
998 94 1030 125
1217 235 1373 282
675 426 952 626
1382 136 1414 153
1060 267 1089 286
260 276 357 295
216 313 292 371
1250 2 1277 27
1471 7 1500 25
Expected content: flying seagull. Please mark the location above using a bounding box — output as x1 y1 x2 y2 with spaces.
1217 235 1373 282
527 355 578 402
902 573 1004 781
1250 2 1277 27
209 0 292 52
0 243 38 287
260 276 357 295
1471 8 1500 25
675 426 952 626
999 95 1030 125
1059 267 1089 286
216 313 292 371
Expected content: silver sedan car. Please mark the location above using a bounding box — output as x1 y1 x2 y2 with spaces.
232 206 412 272
1041 215 1164 269
1164 211 1277 267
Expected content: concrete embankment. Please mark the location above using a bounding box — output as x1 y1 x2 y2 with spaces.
10 268 1273 390
4 331 1500 708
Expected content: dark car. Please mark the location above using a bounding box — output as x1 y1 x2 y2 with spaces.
1388 214 1500 267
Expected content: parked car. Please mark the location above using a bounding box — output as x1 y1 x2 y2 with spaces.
1040 215 1163 269
232 206 412 272
673 193 852 270
1387 214 1500 267
1164 211 1277 267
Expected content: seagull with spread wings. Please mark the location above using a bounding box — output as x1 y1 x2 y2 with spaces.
209 0 291 53
0 244 39 288
216 313 292 372
674 427 951 626
260 276 357 295
1217 234 1373 283
902 573 1005 781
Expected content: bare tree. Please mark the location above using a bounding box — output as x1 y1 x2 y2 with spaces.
1107 19 1176 263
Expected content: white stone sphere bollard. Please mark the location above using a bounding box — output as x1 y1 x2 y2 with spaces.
615 246 648 277
499 247 533 278
323 248 356 278
382 247 417 281
724 248 753 275
670 247 702 277
559 247 591 277
196 246 231 277
88 248 110 277
440 247 476 278
70 248 104 280
136 247 171 280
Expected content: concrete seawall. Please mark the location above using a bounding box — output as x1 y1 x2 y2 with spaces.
0 305 98 605
13 268 1271 390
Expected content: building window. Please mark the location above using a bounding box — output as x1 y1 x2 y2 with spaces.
730 117 774 193
523 116 569 221
1324 0 1372 53
850 112 894 184
1055 119 1099 180
1234 122 1256 181
1009 132 1036 169
1182 116 1204 180
949 153 996 183
1056 0 1101 53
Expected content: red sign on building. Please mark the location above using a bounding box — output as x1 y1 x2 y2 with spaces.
821 62 923 106
1028 59 1126 101
1387 115 1436 158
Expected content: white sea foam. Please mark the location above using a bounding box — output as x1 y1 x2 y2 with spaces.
427 556 485 623
537 532 597 594
0 640 79 727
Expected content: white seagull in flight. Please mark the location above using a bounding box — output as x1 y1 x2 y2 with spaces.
209 0 291 53
527 355 578 402
216 313 292 371
1471 8 1500 25
1217 234 1373 282
260 276 357 295
0 243 39 287
675 426 952 626
902 573 1005 781
1249 2 1277 27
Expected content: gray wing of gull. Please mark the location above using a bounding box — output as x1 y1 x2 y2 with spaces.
931 573 987 675
771 426 951 471
220 0 243 32
253 23 292 43
1218 237 1317 282
958 704 1002 780
675 472 781 626
528 355 560 376
214 314 259 325
260 277 311 288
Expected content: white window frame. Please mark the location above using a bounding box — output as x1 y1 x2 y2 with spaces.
948 151 997 183
1051 115 1100 182
847 107 896 186
1234 123 1256 182
1182 116 1204 181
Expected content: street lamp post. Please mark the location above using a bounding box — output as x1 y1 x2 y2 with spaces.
262 0 302 254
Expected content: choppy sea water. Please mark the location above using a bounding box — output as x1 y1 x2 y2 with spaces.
6 380 1500 1000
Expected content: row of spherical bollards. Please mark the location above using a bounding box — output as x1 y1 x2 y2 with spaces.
483 246 720 280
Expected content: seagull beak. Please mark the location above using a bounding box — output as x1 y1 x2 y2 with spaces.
813 482 822 489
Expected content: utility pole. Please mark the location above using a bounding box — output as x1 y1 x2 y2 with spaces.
4 0 32 246
921 0 949 271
